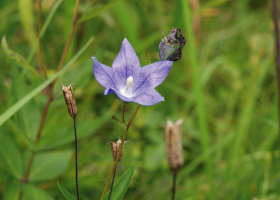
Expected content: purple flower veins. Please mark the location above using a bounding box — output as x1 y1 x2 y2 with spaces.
92 38 173 106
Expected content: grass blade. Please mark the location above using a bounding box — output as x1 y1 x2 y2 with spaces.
0 37 94 127
181 0 210 174
78 0 121 23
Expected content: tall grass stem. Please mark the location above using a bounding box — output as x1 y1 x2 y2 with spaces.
271 0 280 150
181 0 211 175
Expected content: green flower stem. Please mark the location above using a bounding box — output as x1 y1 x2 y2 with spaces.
100 104 141 200
121 105 125 123
108 164 117 200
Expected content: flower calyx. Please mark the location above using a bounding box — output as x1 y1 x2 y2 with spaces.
107 139 129 162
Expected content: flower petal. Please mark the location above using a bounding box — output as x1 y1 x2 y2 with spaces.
104 87 133 102
93 57 116 89
131 60 173 96
112 38 141 89
104 88 116 95
133 89 164 106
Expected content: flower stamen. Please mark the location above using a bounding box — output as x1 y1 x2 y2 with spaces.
125 76 133 94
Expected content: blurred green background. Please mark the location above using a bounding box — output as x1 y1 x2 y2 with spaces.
0 0 279 199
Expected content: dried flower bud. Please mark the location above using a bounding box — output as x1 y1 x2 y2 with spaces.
108 139 128 162
159 27 186 61
164 119 184 170
62 84 78 118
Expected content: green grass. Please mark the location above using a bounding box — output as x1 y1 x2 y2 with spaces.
0 0 279 199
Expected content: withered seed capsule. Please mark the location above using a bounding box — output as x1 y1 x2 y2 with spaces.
108 139 128 162
62 84 78 118
159 27 186 61
164 119 184 170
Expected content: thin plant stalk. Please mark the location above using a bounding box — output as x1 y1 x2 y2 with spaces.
90 0 96 7
37 0 47 79
271 0 280 148
121 105 125 123
108 165 117 200
73 118 80 200
100 104 141 200
171 169 178 200
19 1 81 199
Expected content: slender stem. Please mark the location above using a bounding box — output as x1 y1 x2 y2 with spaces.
271 0 280 150
108 164 117 200
127 104 141 130
19 1 81 199
100 104 141 200
121 105 125 123
74 118 80 200
22 152 35 183
36 83 53 142
90 0 96 7
37 0 47 78
171 169 178 200
57 0 80 71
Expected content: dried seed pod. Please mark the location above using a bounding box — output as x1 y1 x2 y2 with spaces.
164 119 184 170
159 28 186 61
62 84 78 118
108 139 128 162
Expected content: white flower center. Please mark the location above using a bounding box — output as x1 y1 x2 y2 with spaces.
126 76 133 91
120 76 134 98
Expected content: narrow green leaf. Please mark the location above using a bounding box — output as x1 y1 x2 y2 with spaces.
0 36 94 127
27 0 64 63
1 36 40 77
21 183 54 200
28 150 72 182
0 132 23 179
3 178 21 200
78 0 121 23
104 164 134 200
58 182 76 200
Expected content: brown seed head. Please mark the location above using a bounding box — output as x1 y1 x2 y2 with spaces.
62 84 78 118
107 139 128 162
164 119 184 170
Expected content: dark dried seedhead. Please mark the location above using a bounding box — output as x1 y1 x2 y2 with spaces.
62 84 78 118
108 139 129 162
164 119 184 170
159 28 186 61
